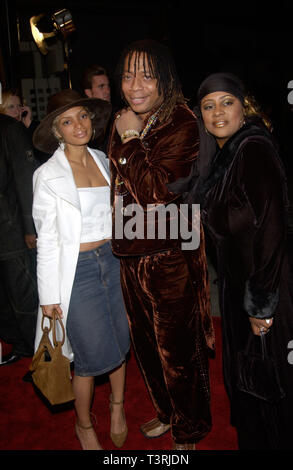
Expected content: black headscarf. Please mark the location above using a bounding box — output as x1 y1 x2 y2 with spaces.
195 72 247 182
197 72 246 105
167 72 247 203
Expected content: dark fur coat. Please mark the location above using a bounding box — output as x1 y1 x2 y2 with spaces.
202 121 293 448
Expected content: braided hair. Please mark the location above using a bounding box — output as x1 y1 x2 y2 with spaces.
115 39 185 122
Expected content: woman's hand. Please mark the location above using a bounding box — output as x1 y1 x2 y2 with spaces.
115 108 144 137
249 317 273 336
20 105 32 128
24 234 37 249
41 304 63 319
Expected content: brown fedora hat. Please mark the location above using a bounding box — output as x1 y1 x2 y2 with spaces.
33 89 112 154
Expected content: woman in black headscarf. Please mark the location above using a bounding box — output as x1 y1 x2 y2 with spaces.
171 73 293 449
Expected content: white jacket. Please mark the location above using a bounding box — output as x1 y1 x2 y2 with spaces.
33 146 110 360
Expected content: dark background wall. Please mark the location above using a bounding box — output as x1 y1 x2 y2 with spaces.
1 1 293 167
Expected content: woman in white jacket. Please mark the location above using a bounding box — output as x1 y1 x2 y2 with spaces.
32 90 130 450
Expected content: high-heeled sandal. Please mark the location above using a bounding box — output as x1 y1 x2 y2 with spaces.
75 413 102 450
109 394 128 448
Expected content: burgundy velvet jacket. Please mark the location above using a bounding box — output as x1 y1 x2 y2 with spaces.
108 103 200 256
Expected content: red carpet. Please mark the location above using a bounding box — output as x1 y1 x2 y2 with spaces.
0 316 237 451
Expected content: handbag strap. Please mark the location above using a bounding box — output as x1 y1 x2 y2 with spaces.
41 310 65 347
260 330 268 360
52 310 66 347
245 331 268 360
41 314 53 333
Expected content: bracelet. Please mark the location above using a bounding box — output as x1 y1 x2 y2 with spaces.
121 129 140 143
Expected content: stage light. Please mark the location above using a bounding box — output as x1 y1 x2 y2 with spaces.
30 14 56 55
30 9 75 55
52 9 75 38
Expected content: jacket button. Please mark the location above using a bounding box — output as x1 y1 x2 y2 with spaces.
118 157 127 165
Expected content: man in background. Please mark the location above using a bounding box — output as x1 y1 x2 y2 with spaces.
81 64 112 152
0 113 39 366
81 64 111 103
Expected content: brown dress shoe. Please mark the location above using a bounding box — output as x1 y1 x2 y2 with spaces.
140 417 171 438
172 442 196 450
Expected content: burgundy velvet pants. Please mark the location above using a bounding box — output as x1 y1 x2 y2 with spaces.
120 248 212 444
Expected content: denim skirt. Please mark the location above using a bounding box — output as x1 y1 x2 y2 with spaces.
66 241 130 376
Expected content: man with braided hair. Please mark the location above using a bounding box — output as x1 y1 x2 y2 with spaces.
108 39 214 450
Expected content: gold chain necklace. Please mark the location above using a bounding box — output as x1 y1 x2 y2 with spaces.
140 104 163 140
115 105 163 190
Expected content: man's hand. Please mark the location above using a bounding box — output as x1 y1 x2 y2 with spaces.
115 108 144 137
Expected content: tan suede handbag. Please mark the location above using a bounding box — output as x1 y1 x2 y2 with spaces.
30 310 75 405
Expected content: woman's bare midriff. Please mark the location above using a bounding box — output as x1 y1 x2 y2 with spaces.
79 238 111 252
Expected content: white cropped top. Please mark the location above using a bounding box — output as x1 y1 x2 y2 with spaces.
77 186 112 243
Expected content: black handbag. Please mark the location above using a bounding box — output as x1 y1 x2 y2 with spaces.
237 331 286 403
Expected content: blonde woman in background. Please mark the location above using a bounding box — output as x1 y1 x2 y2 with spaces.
0 89 33 128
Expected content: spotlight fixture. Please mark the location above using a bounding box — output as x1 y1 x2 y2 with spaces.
30 14 56 55
52 9 76 39
30 9 75 55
